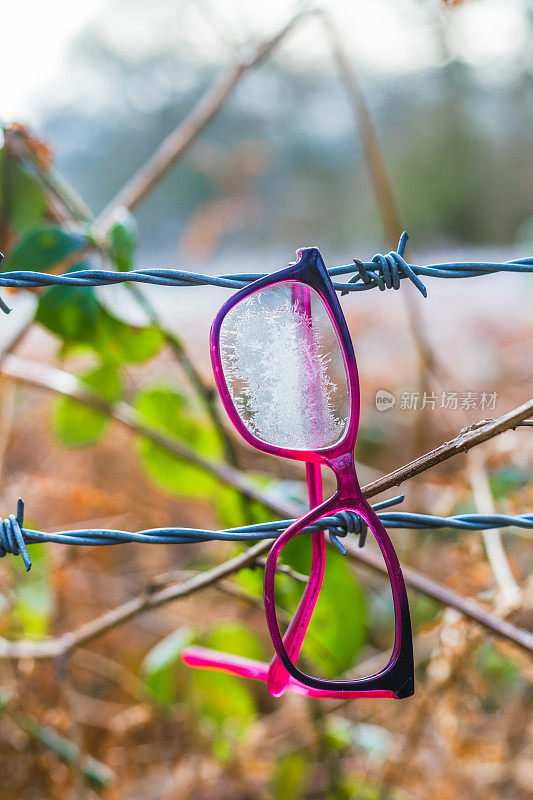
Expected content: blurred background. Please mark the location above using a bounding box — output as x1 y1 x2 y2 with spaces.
0 1 532 798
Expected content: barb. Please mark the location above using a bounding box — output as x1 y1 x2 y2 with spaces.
3 495 532 570
329 509 368 554
0 499 30 571
342 232 427 297
0 233 532 313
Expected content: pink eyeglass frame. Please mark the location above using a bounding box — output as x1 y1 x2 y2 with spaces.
182 246 414 700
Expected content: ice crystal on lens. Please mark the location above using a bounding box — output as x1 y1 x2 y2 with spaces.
220 289 346 449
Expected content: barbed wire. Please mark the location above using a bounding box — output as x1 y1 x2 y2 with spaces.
1 493 532 571
0 233 532 315
0 231 531 569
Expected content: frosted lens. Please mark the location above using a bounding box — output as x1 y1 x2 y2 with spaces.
219 282 350 449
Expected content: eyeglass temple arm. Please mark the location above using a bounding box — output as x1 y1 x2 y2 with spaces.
181 645 393 698
181 462 326 697
266 461 325 696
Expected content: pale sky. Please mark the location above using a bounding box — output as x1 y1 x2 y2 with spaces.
3 0 106 122
2 0 530 124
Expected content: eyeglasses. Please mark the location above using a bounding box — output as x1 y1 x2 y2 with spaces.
182 247 414 699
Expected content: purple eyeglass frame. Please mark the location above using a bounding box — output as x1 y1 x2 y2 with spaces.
182 246 414 700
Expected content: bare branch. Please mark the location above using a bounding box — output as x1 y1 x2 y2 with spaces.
316 7 456 470
4 127 93 223
97 7 312 222
1 527 531 661
3 355 530 514
362 399 533 499
0 354 302 518
345 541 533 654
0 539 272 659
468 450 521 610
316 9 401 246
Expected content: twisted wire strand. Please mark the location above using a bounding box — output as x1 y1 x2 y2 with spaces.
2 493 532 570
0 233 531 314
0 500 31 571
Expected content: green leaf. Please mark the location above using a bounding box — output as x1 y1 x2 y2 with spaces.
339 774 410 800
36 277 163 364
214 485 246 529
80 363 122 403
307 554 367 675
10 543 53 638
279 538 368 676
214 480 274 529
12 582 53 638
0 151 48 231
324 718 393 761
410 593 440 628
2 226 86 271
36 266 101 342
488 466 530 501
134 386 223 499
191 670 256 736
143 623 258 752
204 621 265 662
233 567 264 599
143 627 196 707
92 306 164 364
136 438 219 499
50 364 122 448
107 211 138 271
475 641 522 695
271 751 312 800
0 689 11 711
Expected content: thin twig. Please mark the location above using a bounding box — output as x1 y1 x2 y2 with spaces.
4 127 93 223
317 9 400 246
0 539 272 658
1 697 114 787
55 655 87 798
3 355 531 514
6 42 281 485
0 357 531 656
344 540 533 653
318 8 449 461
127 283 243 471
468 450 521 610
1 525 531 661
7 120 245 475
255 556 308 584
0 354 302 517
96 7 312 222
362 401 533 498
